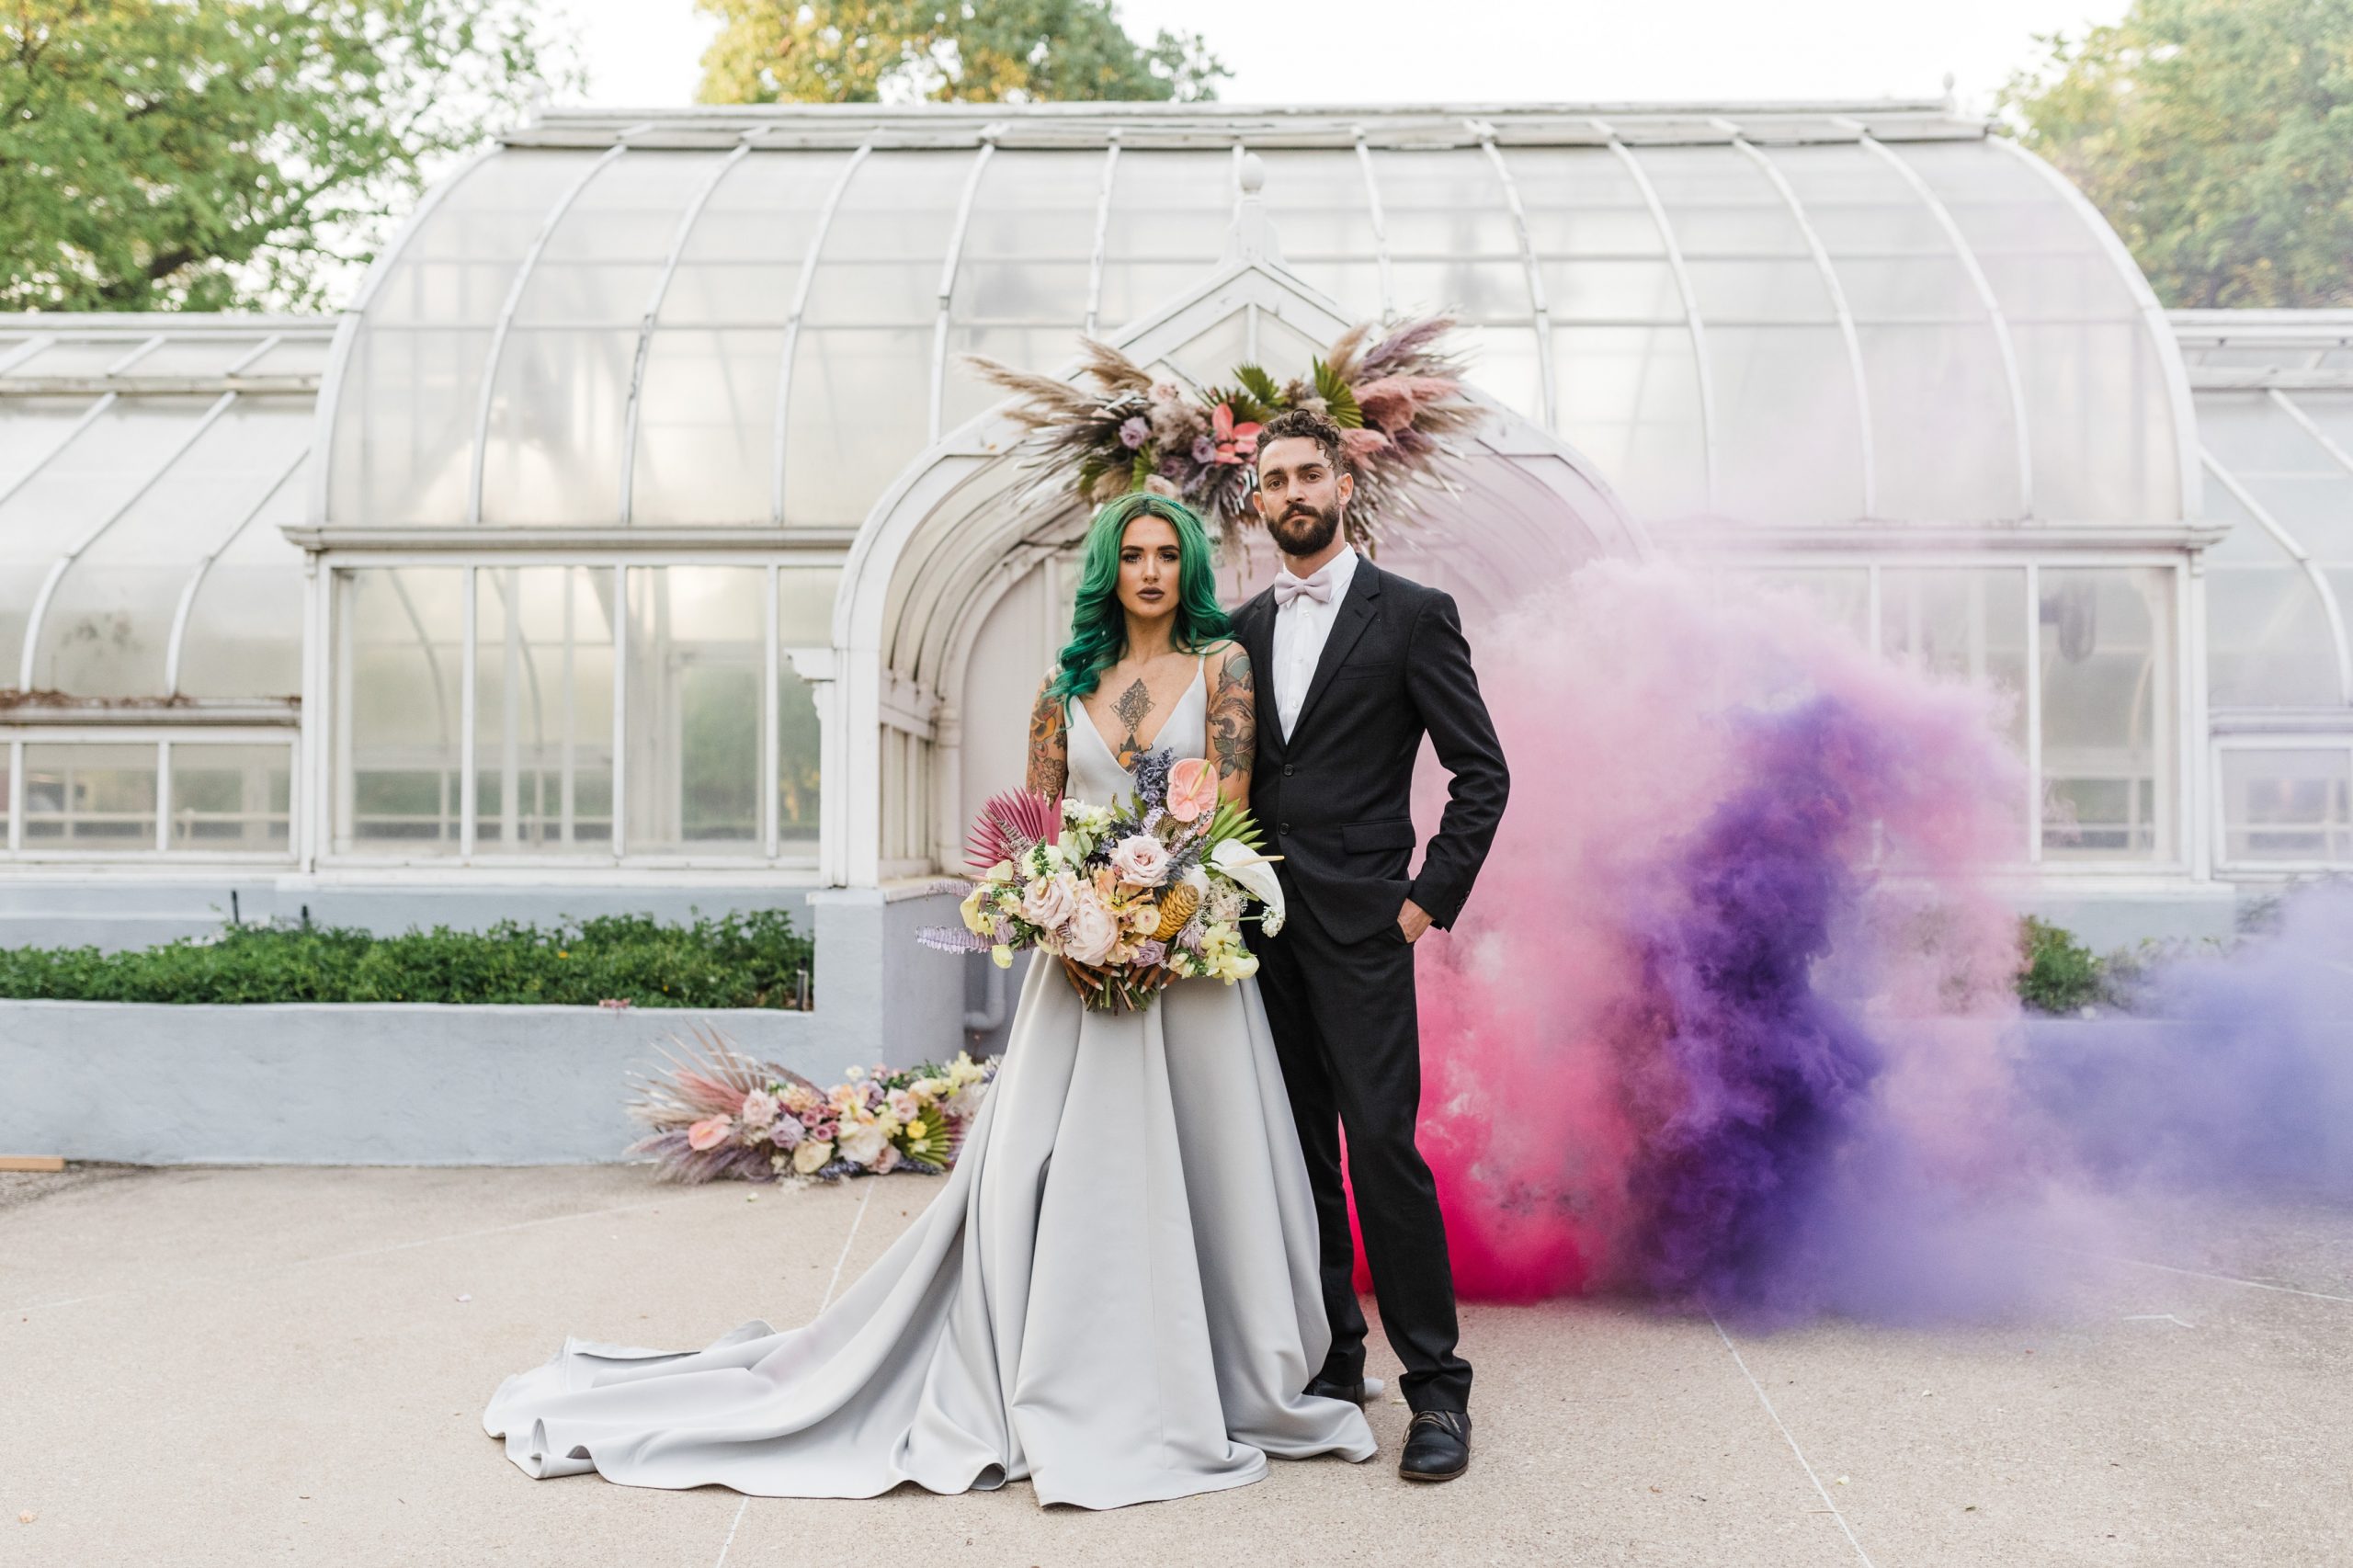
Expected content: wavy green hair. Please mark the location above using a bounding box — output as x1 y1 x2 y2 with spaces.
1048 492 1231 703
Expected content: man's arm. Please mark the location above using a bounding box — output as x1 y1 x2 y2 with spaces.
1401 588 1508 930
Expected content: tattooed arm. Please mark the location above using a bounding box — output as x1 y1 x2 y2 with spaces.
1204 641 1256 803
1024 674 1069 800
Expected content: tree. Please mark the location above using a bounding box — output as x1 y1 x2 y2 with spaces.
698 0 1227 106
2 1 574 312
2001 0 2353 308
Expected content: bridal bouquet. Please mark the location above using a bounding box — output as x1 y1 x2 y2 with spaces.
624 1022 997 1184
923 749 1285 1014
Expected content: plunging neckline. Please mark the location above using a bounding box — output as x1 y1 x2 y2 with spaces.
1072 659 1204 768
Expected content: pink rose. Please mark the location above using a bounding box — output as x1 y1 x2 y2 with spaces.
687 1116 733 1152
1108 833 1172 887
1019 870 1077 930
738 1089 778 1128
1063 889 1122 965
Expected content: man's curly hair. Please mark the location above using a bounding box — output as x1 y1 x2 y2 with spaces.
1256 407 1347 473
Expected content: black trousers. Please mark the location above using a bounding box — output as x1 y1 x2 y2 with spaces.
1255 906 1472 1415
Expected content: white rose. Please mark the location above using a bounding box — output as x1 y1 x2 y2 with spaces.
792 1139 834 1174
1108 833 1173 887
838 1116 891 1167
1018 870 1079 930
738 1089 778 1128
1063 889 1121 965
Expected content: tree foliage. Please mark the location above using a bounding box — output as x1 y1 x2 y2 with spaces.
2 0 573 312
2001 0 2353 307
698 0 1226 105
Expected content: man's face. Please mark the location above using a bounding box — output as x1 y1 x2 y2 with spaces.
1254 435 1353 556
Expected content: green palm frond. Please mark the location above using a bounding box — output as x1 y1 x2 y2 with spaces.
1233 363 1284 416
1200 799 1266 851
1313 358 1364 428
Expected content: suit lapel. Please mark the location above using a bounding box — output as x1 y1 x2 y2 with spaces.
1288 561 1380 747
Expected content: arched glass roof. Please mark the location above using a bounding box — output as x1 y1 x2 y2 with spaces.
318 103 2195 539
2176 310 2353 710
0 317 321 704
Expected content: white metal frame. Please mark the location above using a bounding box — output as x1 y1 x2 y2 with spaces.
1082 136 1122 337
1592 119 1719 508
1 727 297 863
618 134 760 524
1718 123 1877 517
769 137 879 527
1844 124 2036 519
1708 550 2195 872
313 548 839 871
1351 127 1394 319
2209 731 2353 874
165 445 310 695
464 138 639 525
928 131 1003 441
17 390 239 690
2198 448 2353 701
1468 122 1557 431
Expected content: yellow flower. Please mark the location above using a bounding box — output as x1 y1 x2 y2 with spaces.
991 944 1013 970
960 883 993 936
793 1139 834 1175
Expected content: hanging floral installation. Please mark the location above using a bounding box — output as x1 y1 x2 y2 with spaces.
961 313 1480 551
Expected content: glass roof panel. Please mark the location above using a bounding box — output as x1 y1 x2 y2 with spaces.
783 150 975 525
328 151 602 528
1767 142 2022 520
1254 147 1381 313
6 339 150 379
176 453 306 700
0 396 217 689
314 124 2192 534
128 337 272 377
33 397 308 697
1095 149 1229 330
1902 139 2177 522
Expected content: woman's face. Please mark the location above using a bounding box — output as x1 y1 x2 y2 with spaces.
1116 514 1183 623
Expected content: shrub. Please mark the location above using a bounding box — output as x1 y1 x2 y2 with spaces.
0 909 813 1009
2016 915 2107 1014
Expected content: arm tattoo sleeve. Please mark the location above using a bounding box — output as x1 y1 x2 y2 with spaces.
1206 645 1256 785
1025 677 1068 799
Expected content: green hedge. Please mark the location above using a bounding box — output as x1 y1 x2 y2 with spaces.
0 910 813 1008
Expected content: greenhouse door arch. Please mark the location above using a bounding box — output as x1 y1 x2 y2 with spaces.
828 254 1649 888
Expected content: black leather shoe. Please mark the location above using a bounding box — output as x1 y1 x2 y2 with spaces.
1305 1372 1372 1404
1398 1409 1471 1482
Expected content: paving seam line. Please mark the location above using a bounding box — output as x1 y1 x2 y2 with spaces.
2034 1244 2353 1306
6 1194 683 1315
1711 1313 1878 1568
714 1180 876 1563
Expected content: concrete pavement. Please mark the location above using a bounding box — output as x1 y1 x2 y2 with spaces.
4 1165 2347 1567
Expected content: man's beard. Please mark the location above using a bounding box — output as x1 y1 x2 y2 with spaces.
1266 495 1341 556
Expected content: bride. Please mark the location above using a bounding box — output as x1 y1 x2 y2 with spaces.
483 492 1379 1509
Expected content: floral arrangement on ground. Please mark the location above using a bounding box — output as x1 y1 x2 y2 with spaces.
626 1024 997 1183
962 312 1477 550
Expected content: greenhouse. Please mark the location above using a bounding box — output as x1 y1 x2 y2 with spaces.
4 97 2342 981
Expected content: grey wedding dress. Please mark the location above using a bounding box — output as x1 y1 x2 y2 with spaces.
483 659 1377 1508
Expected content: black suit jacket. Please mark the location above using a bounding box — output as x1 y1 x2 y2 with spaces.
1233 559 1510 945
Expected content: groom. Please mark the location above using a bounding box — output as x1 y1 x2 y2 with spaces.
1231 408 1509 1483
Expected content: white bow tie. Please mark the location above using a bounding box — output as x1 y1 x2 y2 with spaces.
1274 574 1334 608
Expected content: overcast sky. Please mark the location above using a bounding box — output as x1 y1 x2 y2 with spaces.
551 0 2132 117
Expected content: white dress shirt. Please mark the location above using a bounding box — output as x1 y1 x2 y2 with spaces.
1270 545 1358 741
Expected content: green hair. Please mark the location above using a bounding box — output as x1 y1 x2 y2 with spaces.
1048 492 1231 703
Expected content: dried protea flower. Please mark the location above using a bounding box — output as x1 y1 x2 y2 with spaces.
1153 881 1201 940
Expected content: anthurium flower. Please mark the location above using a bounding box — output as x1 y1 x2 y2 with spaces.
1211 403 1261 464
1166 756 1218 822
